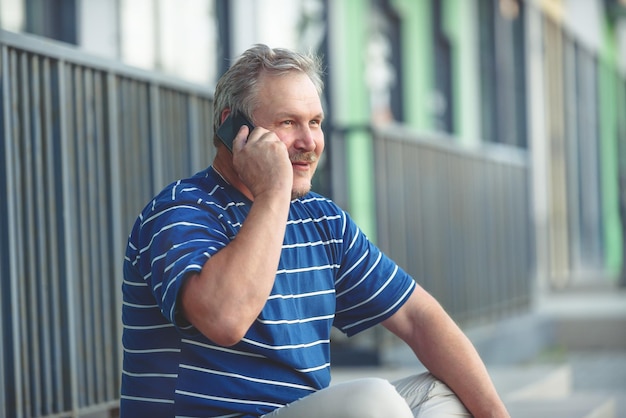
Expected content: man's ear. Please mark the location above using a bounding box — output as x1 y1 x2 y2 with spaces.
220 108 231 125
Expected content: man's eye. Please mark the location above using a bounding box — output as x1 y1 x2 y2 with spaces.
282 120 293 126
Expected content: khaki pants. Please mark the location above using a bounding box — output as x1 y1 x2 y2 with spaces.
262 372 471 418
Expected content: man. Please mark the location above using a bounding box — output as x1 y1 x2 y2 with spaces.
121 44 510 417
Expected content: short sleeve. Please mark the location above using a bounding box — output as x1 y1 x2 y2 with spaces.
333 212 416 336
136 194 233 335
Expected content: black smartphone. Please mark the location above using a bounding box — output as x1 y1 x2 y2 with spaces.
216 111 255 152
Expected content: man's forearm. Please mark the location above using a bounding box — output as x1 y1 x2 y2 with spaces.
180 190 290 346
414 306 509 417
384 288 510 418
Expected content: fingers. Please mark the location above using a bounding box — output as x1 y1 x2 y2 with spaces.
232 127 292 199
232 125 251 153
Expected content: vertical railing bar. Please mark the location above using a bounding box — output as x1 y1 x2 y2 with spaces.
92 71 109 401
128 80 143 203
31 52 56 416
408 142 420 288
411 143 426 301
57 58 80 417
107 71 123 403
467 157 482 321
481 160 493 317
188 95 202 173
125 79 144 218
82 68 102 407
97 71 112 401
504 166 516 311
150 83 164 191
92 70 112 403
0 45 6 418
73 65 92 408
492 161 503 316
497 163 508 316
199 98 211 165
372 134 389 263
441 149 455 313
38 54 55 416
124 79 135 215
518 165 529 306
506 163 516 311
93 69 108 403
166 89 176 180
168 87 175 176
450 153 464 316
118 78 130 216
2 45 23 418
458 152 470 320
494 161 504 316
168 89 178 178
513 166 525 307
459 156 472 320
387 140 404 273
159 88 170 180
180 91 189 176
433 147 447 301
135 81 148 198
42 55 65 413
169 90 177 175
480 160 492 318
443 152 458 315
20 49 41 418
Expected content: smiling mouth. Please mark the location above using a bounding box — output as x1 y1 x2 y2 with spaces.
292 162 310 171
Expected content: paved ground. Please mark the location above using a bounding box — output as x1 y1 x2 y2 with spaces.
535 283 626 417
561 351 626 418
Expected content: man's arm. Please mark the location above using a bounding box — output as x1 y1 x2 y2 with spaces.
180 126 293 347
382 285 510 418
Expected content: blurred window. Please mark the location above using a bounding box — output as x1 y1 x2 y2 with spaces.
366 0 404 125
432 0 454 133
564 37 604 270
120 0 219 86
25 0 77 44
478 0 527 148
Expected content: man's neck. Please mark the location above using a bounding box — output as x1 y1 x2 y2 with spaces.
212 147 254 201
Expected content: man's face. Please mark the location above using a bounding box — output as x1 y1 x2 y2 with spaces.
252 72 325 199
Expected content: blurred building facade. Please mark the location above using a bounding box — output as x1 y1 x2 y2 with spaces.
1 0 625 416
2 0 624 287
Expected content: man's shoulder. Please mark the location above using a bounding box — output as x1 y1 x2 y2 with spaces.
130 167 240 233
147 167 239 211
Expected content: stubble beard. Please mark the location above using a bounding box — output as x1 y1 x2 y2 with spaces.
291 182 312 200
290 152 317 200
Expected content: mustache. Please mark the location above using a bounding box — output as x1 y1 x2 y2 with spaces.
290 152 318 163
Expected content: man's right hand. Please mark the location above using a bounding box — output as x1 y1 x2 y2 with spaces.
232 125 293 201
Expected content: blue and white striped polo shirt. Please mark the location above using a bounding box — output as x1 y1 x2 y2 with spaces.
120 166 416 417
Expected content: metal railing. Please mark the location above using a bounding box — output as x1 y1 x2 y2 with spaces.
372 127 532 324
0 30 215 418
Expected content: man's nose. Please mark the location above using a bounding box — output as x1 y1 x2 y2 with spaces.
294 125 316 151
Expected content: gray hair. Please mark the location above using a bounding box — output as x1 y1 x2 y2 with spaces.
212 44 324 146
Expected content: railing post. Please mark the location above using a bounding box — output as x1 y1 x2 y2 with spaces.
150 83 164 192
107 71 125 404
57 58 81 417
1 44 24 418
